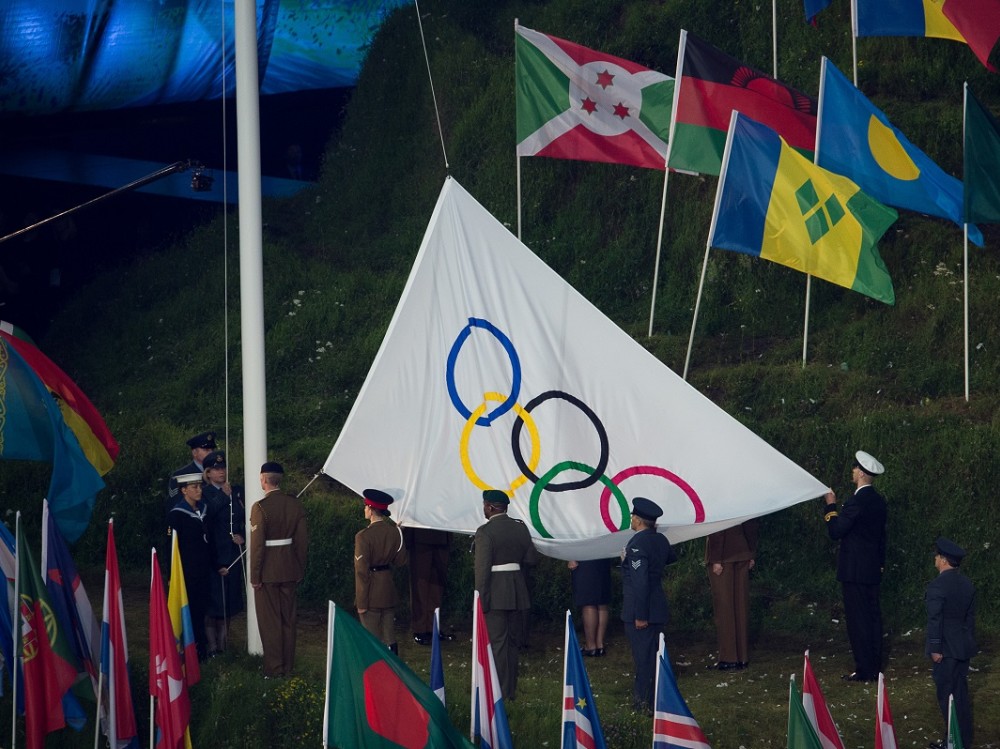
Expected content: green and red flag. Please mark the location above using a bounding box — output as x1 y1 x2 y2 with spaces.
515 23 674 170
787 674 824 748
668 30 817 176
324 602 473 749
16 514 80 749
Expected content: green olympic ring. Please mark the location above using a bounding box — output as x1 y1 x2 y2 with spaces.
528 460 629 539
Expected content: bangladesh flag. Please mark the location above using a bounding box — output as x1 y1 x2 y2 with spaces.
515 23 674 170
669 30 817 176
324 603 473 749
16 517 79 749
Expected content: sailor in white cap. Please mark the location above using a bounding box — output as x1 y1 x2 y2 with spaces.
822 450 888 682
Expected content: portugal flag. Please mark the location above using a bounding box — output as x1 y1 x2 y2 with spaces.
323 602 473 749
515 22 674 170
668 30 817 176
16 515 79 749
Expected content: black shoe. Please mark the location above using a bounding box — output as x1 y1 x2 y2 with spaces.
582 649 597 657
714 661 740 670
842 672 875 682
440 631 455 641
736 661 749 670
927 741 946 749
413 632 431 646
594 647 606 657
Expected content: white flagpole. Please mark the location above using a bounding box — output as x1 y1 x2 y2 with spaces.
11 511 19 749
322 601 335 748
851 0 859 86
93 670 104 749
963 83 970 403
470 591 479 741
684 110 740 380
647 168 672 337
515 19 523 242
772 0 778 78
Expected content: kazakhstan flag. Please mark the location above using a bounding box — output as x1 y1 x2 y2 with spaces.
711 113 897 304
817 58 982 245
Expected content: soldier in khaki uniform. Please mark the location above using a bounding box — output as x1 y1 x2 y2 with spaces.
249 461 308 677
354 489 408 654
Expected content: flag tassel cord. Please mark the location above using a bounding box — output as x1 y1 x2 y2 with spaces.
413 0 450 172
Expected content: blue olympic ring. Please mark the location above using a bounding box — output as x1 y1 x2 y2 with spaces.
446 318 522 426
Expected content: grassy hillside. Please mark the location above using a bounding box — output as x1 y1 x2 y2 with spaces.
5 0 1000 653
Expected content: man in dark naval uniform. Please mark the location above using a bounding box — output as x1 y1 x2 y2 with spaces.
822 450 887 682
354 489 408 654
925 537 976 749
249 461 308 678
621 496 677 713
168 471 212 660
167 431 216 515
473 489 539 701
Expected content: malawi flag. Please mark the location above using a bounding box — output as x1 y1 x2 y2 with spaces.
323 602 473 749
16 514 80 749
515 23 674 170
668 30 817 176
710 113 897 304
963 85 1000 224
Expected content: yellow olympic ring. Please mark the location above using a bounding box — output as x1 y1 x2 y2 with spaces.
460 391 541 494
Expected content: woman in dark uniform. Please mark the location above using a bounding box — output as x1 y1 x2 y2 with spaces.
568 558 612 656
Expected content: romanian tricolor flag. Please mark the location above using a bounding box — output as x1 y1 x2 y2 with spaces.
855 0 1000 71
710 112 897 304
667 30 817 176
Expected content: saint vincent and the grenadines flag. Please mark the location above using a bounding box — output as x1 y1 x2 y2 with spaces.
964 85 1000 224
817 58 982 246
711 112 897 304
324 602 473 749
515 23 674 170
668 30 817 176
855 0 1000 72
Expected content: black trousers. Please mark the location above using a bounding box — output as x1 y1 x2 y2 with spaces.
933 657 972 747
842 581 881 678
625 622 661 710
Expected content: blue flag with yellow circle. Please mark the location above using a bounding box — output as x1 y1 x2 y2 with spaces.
817 58 982 245
711 113 897 304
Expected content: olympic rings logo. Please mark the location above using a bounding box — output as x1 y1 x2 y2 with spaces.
447 317 705 538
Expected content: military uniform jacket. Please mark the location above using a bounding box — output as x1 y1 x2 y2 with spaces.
474 513 539 612
705 520 759 564
925 568 976 659
826 484 887 584
621 528 677 623
354 520 408 609
249 490 308 585
204 484 246 568
168 499 212 582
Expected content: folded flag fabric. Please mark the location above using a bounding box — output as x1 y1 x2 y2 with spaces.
710 112 897 304
801 651 844 749
653 635 710 749
167 531 200 687
149 549 192 749
561 611 606 749
804 0 833 23
817 58 982 245
515 22 673 170
0 521 24 713
788 675 824 749
471 591 513 749
323 602 473 749
875 673 898 749
947 694 964 749
942 0 1000 72
16 514 79 749
102 520 139 749
669 29 817 176
431 607 445 705
963 85 1000 224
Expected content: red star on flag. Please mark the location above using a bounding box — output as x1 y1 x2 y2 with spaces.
581 97 598 114
613 102 630 119
595 69 615 89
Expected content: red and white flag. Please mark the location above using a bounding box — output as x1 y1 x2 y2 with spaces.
149 549 192 749
470 591 512 749
801 651 844 749
101 520 138 748
875 673 898 749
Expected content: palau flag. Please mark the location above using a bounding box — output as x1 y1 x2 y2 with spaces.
711 112 898 304
817 58 982 245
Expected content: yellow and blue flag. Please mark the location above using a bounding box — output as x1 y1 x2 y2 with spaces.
818 58 982 245
711 112 897 304
855 0 964 41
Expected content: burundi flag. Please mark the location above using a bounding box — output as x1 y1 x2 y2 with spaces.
16 514 80 749
875 673 898 749
515 23 674 170
561 611 606 749
167 531 200 687
653 635 710 749
323 602 473 749
788 675 823 749
801 651 844 749
943 0 1000 72
668 29 817 176
963 84 1000 224
710 112 897 304
817 58 982 245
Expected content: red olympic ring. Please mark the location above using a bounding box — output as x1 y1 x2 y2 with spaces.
599 465 705 529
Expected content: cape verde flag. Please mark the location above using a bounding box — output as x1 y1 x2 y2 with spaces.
653 635 711 749
431 607 445 705
101 520 139 748
471 591 512 749
562 611 606 749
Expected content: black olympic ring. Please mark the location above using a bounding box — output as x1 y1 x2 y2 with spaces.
510 390 610 493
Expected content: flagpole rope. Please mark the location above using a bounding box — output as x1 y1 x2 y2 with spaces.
413 0 449 171
221 0 232 466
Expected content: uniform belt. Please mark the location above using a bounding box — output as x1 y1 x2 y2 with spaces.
369 564 391 572
265 538 293 547
491 563 520 572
